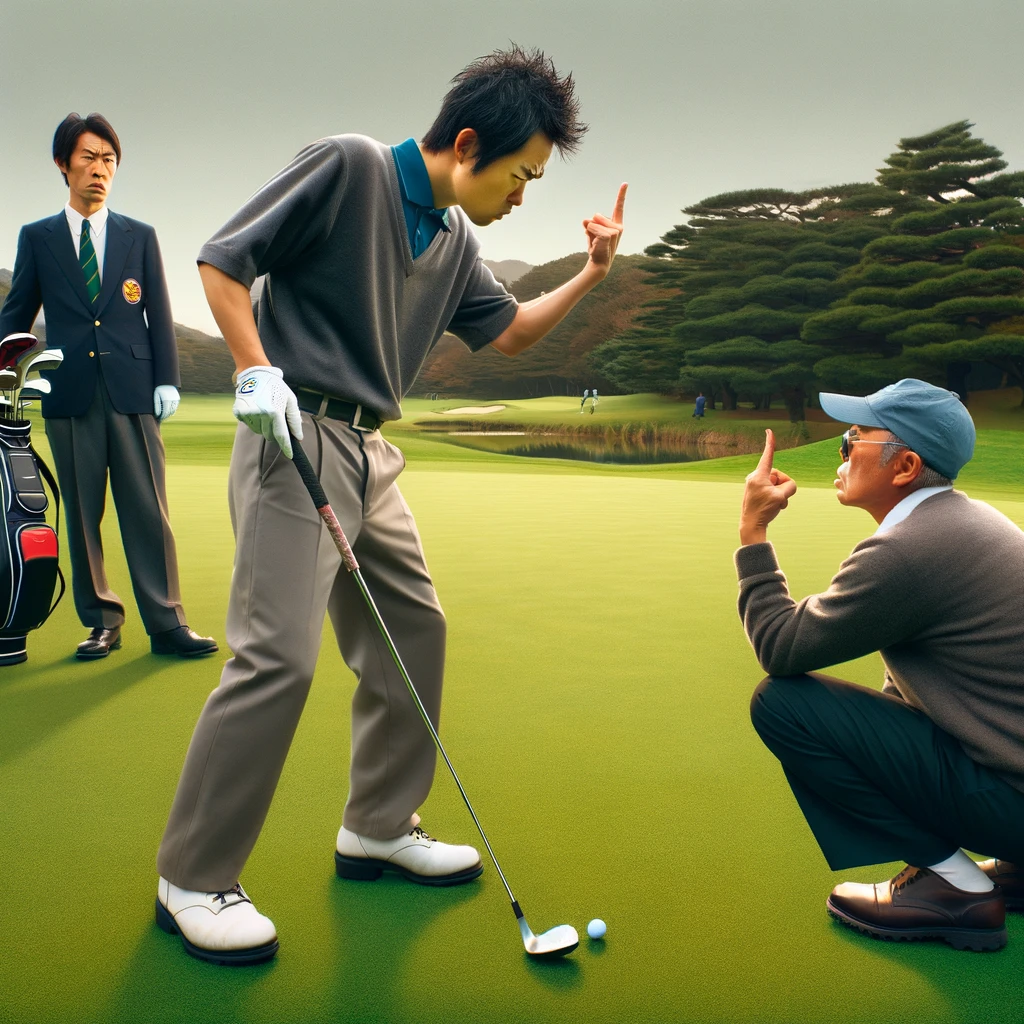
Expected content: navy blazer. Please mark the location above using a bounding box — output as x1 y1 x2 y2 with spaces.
0 210 180 417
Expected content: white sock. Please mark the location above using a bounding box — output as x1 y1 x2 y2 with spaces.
926 850 994 893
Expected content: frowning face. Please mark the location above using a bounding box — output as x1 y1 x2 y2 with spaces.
452 131 553 227
56 131 117 213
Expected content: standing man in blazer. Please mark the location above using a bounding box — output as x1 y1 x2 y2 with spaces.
0 112 217 659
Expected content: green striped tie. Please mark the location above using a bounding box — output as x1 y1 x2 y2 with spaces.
80 219 100 303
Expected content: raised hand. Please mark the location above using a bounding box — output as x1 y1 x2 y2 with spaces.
740 429 798 545
583 183 627 273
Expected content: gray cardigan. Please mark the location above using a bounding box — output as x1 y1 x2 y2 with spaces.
735 489 1024 792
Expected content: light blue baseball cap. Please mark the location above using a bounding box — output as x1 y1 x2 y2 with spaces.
819 378 976 480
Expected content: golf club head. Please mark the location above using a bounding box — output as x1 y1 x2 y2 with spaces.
22 373 54 392
14 345 58 389
23 349 64 376
518 916 579 958
0 334 42 370
0 369 18 388
20 381 52 398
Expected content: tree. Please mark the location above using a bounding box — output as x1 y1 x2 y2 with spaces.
592 187 893 417
804 122 1024 399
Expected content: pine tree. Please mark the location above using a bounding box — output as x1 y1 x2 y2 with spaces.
592 187 892 418
804 122 1024 399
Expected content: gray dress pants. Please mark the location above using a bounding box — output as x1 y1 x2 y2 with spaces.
43 373 185 633
157 413 446 892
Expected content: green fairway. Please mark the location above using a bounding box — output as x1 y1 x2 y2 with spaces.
3 396 1024 1024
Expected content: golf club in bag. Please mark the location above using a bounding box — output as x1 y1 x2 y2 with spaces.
0 334 66 665
286 432 579 959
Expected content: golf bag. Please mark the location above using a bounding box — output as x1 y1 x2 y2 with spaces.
0 419 65 665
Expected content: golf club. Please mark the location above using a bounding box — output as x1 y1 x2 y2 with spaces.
0 333 43 371
0 369 18 419
20 348 64 380
18 380 51 419
1 335 42 419
286 432 579 959
12 349 63 420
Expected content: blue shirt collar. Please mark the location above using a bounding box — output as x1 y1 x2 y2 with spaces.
391 138 449 230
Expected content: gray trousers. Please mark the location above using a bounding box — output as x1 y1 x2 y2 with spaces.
43 374 185 633
157 414 446 892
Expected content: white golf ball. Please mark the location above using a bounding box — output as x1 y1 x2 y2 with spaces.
587 918 606 940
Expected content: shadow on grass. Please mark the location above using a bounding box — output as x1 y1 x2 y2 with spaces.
99 876 483 1024
0 653 170 768
96 924 279 1024
322 874 482 1021
524 951 582 989
827 915 1024 1021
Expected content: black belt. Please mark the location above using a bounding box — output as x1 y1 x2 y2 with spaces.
294 389 382 432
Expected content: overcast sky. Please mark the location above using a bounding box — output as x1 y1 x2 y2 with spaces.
3 0 1022 334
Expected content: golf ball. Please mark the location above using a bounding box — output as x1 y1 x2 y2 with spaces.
587 918 607 940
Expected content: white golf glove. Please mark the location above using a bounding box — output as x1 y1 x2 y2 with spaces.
233 365 303 459
153 384 180 421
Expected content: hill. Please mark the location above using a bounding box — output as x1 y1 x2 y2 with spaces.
173 324 235 392
482 259 532 285
413 252 655 398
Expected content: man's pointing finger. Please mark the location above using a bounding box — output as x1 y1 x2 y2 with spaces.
756 428 776 475
613 183 628 224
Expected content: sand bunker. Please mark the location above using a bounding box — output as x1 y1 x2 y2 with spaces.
442 405 506 415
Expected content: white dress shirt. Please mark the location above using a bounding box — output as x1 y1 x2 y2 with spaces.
64 203 109 285
875 486 954 535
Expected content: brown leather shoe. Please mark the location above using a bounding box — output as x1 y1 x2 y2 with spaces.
978 860 1024 911
76 626 122 660
826 865 1007 951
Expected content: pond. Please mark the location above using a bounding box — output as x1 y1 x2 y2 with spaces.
441 430 710 464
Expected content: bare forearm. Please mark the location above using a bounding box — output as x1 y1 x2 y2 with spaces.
491 262 606 356
739 524 768 546
198 263 270 373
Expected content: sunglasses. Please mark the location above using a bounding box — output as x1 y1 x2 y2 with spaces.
839 430 909 462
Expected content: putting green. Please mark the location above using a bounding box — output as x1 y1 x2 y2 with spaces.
2 406 1024 1023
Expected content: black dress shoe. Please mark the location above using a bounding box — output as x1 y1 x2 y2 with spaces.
77 626 122 660
150 625 219 658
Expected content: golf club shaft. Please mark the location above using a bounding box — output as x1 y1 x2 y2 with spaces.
287 433 519 907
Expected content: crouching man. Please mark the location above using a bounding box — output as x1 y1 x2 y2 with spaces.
737 378 1024 951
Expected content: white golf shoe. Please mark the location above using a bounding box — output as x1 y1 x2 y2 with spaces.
156 877 279 965
335 824 483 885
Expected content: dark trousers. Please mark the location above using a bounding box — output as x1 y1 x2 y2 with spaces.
750 673 1024 872
43 373 185 634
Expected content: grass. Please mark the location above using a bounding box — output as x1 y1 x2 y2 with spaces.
3 390 1023 1024
93 390 1024 498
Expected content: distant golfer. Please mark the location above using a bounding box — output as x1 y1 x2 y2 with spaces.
590 388 599 414
155 45 627 965
738 379 1024 952
692 393 705 418
580 387 589 412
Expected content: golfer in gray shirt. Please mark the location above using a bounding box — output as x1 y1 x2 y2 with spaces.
738 378 1024 952
155 45 628 965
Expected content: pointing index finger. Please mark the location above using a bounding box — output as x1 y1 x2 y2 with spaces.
756 428 776 475
613 182 628 224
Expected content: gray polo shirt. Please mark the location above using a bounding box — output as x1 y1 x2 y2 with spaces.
198 134 518 421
